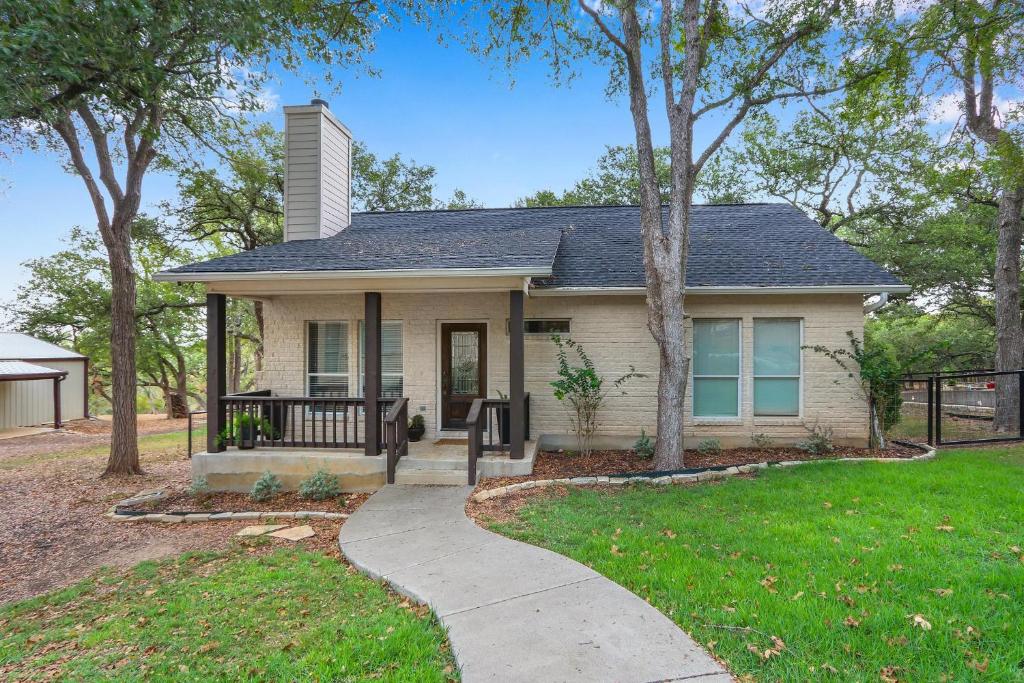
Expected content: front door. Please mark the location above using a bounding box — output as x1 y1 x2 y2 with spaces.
441 323 487 429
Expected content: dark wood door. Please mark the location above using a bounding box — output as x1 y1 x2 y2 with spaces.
441 323 487 429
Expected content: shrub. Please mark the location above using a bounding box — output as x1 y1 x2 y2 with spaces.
189 475 210 499
697 438 721 455
634 429 654 459
798 423 835 455
550 335 643 457
298 469 342 501
249 471 282 502
409 413 425 430
751 433 774 449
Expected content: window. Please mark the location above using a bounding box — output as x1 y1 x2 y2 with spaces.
359 321 404 398
307 321 349 397
692 319 740 417
509 319 571 335
754 319 801 416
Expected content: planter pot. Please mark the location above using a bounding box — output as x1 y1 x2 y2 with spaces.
498 404 511 445
238 424 256 449
408 425 425 442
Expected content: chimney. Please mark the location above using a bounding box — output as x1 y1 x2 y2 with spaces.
283 99 353 241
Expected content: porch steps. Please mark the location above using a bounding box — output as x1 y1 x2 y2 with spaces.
394 455 472 486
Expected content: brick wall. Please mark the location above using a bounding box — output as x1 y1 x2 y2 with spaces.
257 292 868 447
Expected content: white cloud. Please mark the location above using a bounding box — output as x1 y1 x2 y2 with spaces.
928 90 1021 126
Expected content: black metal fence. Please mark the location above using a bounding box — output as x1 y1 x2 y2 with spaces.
892 370 1024 446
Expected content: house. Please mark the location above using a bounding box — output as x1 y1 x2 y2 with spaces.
0 332 89 431
156 100 909 491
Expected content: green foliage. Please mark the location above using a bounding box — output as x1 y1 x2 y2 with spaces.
550 335 643 457
409 413 425 430
298 470 342 501
633 429 654 460
0 549 456 680
491 446 1024 681
9 222 205 416
352 141 479 212
518 145 747 207
797 423 835 455
189 475 210 500
249 471 282 502
807 331 931 448
750 433 774 449
696 438 722 456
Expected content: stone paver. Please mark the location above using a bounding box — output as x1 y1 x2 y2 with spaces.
339 484 731 683
235 524 288 537
269 525 315 541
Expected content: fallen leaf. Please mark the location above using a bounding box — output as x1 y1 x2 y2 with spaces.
966 658 989 672
908 614 932 631
929 588 953 598
791 591 804 601
934 525 954 533
823 501 833 509
760 575 778 593
660 528 677 539
880 665 902 682
844 615 861 628
610 545 624 556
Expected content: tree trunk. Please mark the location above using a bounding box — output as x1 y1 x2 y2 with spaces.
651 272 690 471
992 185 1024 433
253 300 265 373
103 235 141 475
230 333 242 394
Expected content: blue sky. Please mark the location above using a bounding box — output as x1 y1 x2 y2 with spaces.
0 21 683 310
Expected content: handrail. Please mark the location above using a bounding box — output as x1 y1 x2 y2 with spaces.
466 398 485 485
221 394 397 450
384 398 409 484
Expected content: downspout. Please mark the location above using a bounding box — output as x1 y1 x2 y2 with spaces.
863 292 889 314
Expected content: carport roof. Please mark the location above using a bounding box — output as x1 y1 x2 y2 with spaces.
0 360 68 381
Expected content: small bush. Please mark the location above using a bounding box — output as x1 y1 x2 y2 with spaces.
697 438 722 456
751 433 774 449
634 429 654 459
798 423 835 455
189 475 210 500
250 471 282 502
409 413 425 430
298 469 342 501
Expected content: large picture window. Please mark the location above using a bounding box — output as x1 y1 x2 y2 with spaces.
307 321 349 397
753 319 801 416
359 321 404 398
692 319 740 417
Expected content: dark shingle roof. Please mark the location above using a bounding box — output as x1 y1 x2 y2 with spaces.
164 203 904 290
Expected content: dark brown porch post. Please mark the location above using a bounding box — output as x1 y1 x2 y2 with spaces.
52 377 62 429
207 293 227 453
509 289 525 459
364 292 381 456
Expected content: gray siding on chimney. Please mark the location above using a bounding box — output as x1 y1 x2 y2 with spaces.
284 104 352 241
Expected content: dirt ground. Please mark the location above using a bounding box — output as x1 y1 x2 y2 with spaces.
0 417 344 605
0 415 189 463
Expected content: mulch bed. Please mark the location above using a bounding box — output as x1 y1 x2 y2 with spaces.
146 490 370 515
479 444 920 490
468 444 923 525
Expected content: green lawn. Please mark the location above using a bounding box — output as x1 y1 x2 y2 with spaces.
0 548 456 682
488 447 1024 681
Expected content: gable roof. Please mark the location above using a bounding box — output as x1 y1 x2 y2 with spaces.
0 332 86 360
159 203 907 292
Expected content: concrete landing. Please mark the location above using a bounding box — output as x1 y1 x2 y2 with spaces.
339 485 731 682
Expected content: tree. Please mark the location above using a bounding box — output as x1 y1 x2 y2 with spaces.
910 0 1024 432
10 221 206 418
470 0 886 468
518 145 746 207
1 0 382 473
351 141 480 211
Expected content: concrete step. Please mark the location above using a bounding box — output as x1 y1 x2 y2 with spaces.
400 456 468 471
393 468 474 486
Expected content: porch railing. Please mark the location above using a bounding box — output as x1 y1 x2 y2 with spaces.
384 398 409 484
466 393 530 484
221 391 396 450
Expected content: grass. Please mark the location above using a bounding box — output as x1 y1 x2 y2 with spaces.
0 427 205 470
0 547 456 682
488 446 1024 681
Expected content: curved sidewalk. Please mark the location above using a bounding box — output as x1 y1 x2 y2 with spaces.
339 484 731 682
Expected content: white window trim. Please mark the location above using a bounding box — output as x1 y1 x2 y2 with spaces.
357 319 405 398
691 318 742 420
305 320 352 415
752 318 804 418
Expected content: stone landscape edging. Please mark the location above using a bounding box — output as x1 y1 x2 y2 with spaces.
104 509 349 524
471 442 937 503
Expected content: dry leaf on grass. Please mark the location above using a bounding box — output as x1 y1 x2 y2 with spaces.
907 614 932 631
929 588 953 597
760 575 778 593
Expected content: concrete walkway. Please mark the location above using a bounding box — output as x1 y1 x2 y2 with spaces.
339 485 731 682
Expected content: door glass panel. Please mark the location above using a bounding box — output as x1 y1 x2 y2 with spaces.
451 331 479 395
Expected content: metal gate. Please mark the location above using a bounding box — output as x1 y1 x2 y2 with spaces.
900 370 1024 446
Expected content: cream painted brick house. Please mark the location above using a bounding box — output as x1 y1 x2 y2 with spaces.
157 100 909 492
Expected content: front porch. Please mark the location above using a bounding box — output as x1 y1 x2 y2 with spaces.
201 289 533 489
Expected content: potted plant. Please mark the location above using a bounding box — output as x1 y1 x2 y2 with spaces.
235 412 273 449
408 413 426 442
